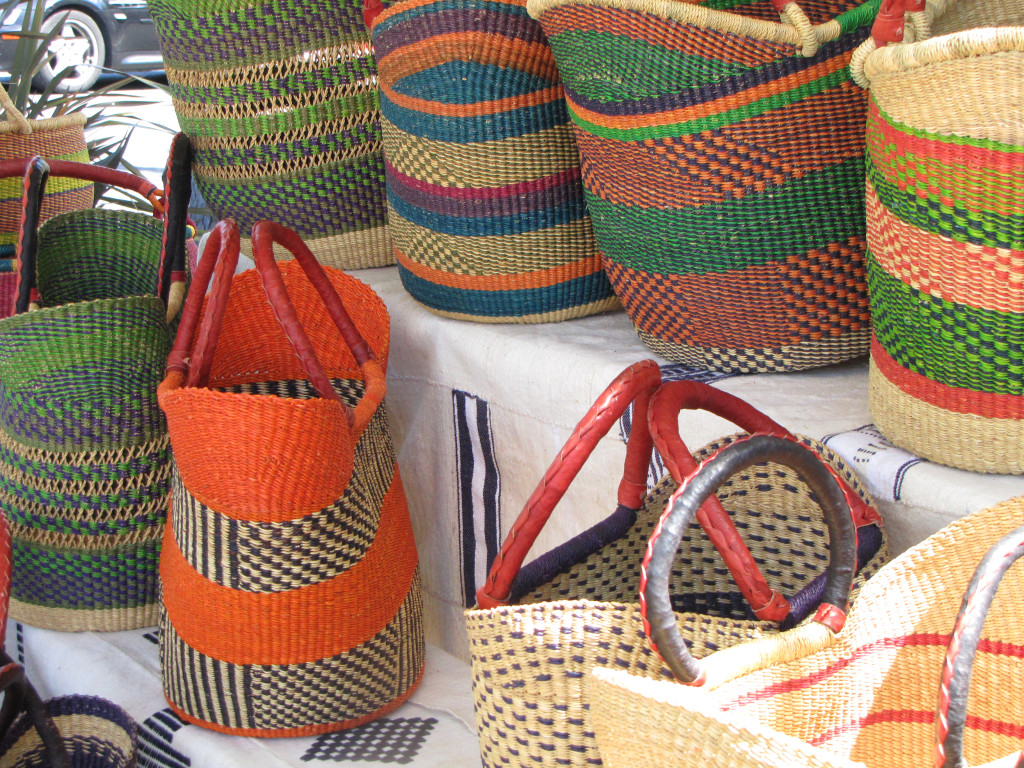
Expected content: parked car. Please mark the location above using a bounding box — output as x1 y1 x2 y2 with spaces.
0 0 163 92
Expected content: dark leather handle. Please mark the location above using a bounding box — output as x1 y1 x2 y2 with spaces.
641 434 857 684
476 360 661 609
11 158 49 315
157 132 193 305
935 524 1024 768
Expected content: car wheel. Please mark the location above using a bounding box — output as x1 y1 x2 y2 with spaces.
31 10 106 93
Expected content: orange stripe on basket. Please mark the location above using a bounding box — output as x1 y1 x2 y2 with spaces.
871 339 1024 420
568 54 849 132
395 246 604 290
377 35 559 101
161 475 419 665
373 0 525 26
866 184 1024 313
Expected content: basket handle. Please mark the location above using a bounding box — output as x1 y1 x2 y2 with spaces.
650 381 793 622
935 525 1024 768
768 0 822 57
157 133 193 322
0 86 32 135
641 434 856 687
475 360 662 609
849 0 933 87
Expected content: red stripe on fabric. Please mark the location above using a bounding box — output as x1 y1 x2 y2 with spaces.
385 162 582 201
871 339 1024 420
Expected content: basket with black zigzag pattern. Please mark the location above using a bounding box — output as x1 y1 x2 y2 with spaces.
158 219 423 736
147 0 392 270
0 141 191 632
366 0 620 323
528 0 880 372
851 0 1024 473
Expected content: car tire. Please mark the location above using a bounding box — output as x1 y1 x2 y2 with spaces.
31 10 106 93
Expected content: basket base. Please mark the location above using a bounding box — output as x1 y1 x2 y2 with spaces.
406 293 622 324
869 359 1024 474
637 329 870 374
8 599 159 632
241 224 394 271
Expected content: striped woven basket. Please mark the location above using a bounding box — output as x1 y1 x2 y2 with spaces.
465 363 886 766
527 0 880 372
367 0 620 323
147 0 392 270
157 220 423 736
0 87 91 318
0 141 191 632
851 0 1024 473
587 496 1024 768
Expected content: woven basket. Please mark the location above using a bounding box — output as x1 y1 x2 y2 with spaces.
367 0 620 323
587 496 1024 768
0 140 191 632
465 363 884 766
157 219 423 736
147 0 392 270
0 695 139 768
527 0 879 372
0 88 91 318
849 0 1024 473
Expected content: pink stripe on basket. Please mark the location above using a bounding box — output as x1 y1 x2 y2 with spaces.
385 162 582 201
810 710 1024 748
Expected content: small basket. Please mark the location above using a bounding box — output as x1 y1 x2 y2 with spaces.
367 0 619 323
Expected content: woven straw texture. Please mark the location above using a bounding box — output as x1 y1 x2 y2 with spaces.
588 495 1024 768
466 373 887 766
158 235 424 737
146 0 392 269
0 694 139 768
0 208 174 632
0 90 91 316
527 0 879 371
859 0 1024 473
369 0 620 323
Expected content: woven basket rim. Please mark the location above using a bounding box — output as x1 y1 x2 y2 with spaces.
0 111 87 136
0 294 166 325
865 25 1024 78
526 0 875 46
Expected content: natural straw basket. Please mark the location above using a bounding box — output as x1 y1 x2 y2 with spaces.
527 0 880 372
0 142 190 632
465 363 874 767
588 496 1024 768
850 0 1024 473
367 0 619 323
0 87 91 317
147 0 392 269
157 220 423 736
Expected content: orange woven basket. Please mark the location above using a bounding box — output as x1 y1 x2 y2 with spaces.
157 219 424 737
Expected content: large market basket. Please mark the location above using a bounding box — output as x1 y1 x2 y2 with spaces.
527 0 879 372
851 0 1024 473
588 496 1024 768
147 0 392 270
0 138 191 631
366 0 620 323
465 362 886 766
157 219 423 736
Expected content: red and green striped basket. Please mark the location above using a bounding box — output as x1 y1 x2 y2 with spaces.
528 0 880 371
854 0 1024 473
367 0 620 323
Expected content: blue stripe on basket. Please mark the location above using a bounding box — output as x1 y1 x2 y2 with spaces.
398 264 615 317
388 186 586 236
393 61 554 104
372 0 528 37
380 91 569 143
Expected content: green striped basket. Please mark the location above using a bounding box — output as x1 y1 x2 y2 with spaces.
528 0 880 372
147 0 392 270
853 0 1024 473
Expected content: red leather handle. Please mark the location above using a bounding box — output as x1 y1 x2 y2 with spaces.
165 219 241 379
0 157 164 213
649 381 793 622
871 0 906 45
476 360 661 609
